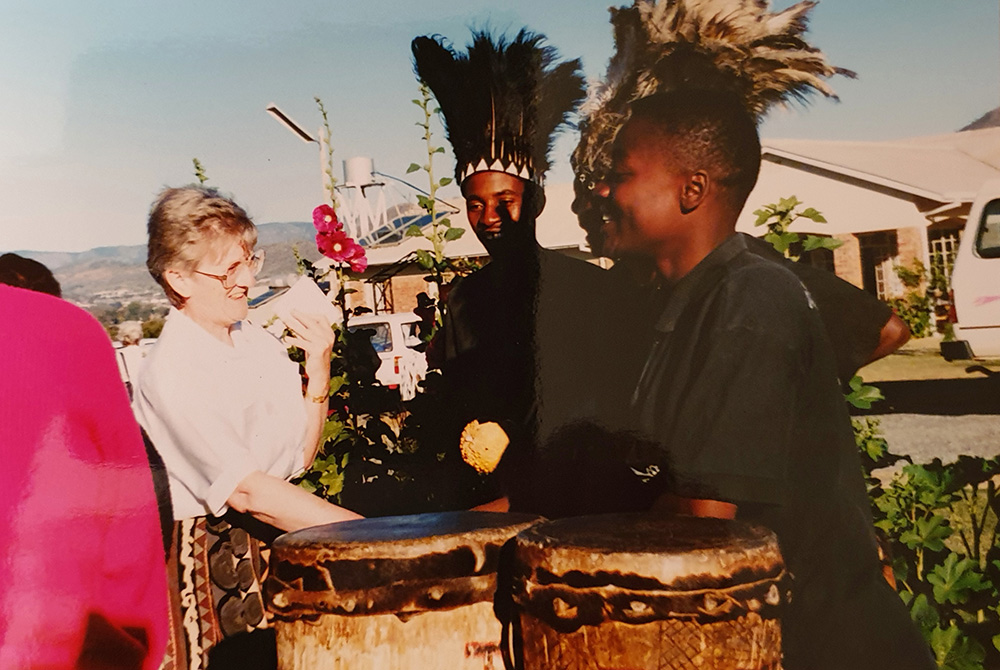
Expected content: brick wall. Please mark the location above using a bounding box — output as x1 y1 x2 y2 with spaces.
391 274 432 313
833 234 863 288
896 226 926 267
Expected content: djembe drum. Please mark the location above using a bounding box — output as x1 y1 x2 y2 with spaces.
264 511 540 670
505 514 789 670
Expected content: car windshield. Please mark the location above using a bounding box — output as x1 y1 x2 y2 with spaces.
976 199 1000 258
350 322 391 353
402 321 421 348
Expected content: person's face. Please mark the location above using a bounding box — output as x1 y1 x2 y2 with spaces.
599 118 688 257
462 171 525 252
180 236 256 331
571 177 610 258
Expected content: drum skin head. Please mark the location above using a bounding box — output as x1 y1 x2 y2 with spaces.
511 514 789 631
265 511 541 619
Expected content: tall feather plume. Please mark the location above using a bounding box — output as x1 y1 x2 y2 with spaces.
413 30 585 185
573 0 855 184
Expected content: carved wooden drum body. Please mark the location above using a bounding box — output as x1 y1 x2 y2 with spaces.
265 511 539 670
508 515 789 670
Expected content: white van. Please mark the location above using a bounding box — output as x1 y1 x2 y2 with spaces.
944 179 1000 359
348 312 427 397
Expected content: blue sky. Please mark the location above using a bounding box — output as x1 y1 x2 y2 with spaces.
1 0 997 252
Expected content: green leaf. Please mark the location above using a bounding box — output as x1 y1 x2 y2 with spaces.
929 625 986 670
405 224 424 237
406 163 422 174
415 249 434 270
753 208 772 227
778 195 800 211
844 375 884 409
444 227 465 241
416 195 433 210
901 514 952 552
927 554 989 605
434 146 445 154
297 479 317 493
802 235 842 252
908 593 940 634
318 466 345 495
763 230 789 253
799 207 827 223
328 374 348 396
411 99 421 105
439 176 453 187
992 633 1000 653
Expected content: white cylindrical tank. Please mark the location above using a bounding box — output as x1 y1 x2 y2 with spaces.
344 157 376 186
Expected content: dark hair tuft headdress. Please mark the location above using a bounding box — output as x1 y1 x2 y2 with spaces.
573 0 855 186
413 30 586 186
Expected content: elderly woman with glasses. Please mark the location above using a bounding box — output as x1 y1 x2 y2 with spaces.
133 185 360 669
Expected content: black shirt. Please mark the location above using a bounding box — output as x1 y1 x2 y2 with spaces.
439 246 618 508
627 234 931 670
743 234 892 384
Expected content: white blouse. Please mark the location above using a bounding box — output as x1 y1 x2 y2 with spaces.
134 308 308 520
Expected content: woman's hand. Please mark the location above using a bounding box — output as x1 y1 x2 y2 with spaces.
284 309 336 387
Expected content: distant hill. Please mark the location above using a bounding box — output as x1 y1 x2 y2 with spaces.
960 107 1000 131
16 221 322 307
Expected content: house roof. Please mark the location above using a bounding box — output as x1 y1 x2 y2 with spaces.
763 127 1000 203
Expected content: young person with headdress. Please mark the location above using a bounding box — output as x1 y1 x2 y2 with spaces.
571 0 910 390
411 30 625 513
554 2 933 667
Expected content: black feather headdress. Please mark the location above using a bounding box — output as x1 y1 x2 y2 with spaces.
572 0 856 186
413 30 586 186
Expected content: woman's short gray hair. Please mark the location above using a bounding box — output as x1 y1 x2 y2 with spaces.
147 185 257 308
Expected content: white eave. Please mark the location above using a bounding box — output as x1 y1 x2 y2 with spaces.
762 127 1000 206
762 146 971 203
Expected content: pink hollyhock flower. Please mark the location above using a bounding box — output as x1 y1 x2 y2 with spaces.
346 242 368 273
316 228 351 259
312 204 341 233
316 229 368 273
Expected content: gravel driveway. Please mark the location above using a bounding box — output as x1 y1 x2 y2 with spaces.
869 413 1000 464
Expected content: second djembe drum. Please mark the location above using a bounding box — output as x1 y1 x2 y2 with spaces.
506 514 789 670
264 511 540 670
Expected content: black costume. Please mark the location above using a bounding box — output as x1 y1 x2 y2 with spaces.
441 245 620 507
412 30 602 504
744 234 892 385
615 234 932 670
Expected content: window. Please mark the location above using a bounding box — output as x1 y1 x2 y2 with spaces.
373 278 395 314
858 231 900 299
928 226 962 289
975 199 1000 258
349 322 391 353
402 321 421 348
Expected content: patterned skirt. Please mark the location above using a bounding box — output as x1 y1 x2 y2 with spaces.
160 515 275 670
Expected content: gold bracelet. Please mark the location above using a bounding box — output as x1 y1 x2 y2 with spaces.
307 391 328 404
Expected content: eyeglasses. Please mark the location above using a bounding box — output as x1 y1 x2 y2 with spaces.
194 250 265 289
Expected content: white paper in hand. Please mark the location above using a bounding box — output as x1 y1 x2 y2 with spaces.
248 276 341 337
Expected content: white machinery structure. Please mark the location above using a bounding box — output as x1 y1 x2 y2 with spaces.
266 103 456 249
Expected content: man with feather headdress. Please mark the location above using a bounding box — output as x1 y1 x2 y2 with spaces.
559 1 933 667
573 0 909 386
411 29 623 511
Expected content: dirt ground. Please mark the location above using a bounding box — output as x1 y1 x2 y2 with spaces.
858 335 1000 382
